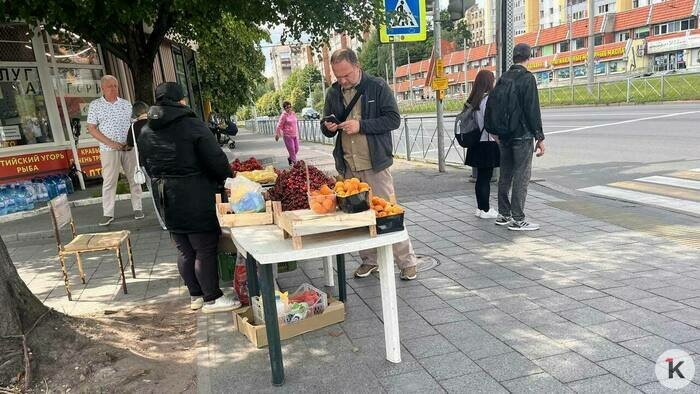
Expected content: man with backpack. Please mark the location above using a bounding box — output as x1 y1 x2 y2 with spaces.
484 43 545 231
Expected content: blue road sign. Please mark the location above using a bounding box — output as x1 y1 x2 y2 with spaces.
380 0 427 43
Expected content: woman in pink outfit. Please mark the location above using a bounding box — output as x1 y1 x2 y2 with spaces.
275 101 300 165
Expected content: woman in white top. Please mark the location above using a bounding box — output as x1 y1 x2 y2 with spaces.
465 70 500 219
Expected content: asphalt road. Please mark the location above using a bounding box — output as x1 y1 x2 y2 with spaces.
395 102 700 191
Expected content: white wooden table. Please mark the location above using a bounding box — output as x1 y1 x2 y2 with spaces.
228 225 408 386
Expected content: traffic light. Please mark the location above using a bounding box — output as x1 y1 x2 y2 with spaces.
447 0 475 21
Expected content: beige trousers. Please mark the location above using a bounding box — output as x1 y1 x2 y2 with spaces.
343 167 417 269
100 150 143 217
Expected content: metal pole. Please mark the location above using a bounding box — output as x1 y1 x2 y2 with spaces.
407 49 413 101
568 5 574 104
434 0 445 173
660 74 665 99
626 78 631 103
587 0 595 93
403 116 411 161
385 63 390 86
391 42 397 99
463 38 468 95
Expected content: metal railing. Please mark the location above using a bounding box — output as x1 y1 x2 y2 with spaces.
253 116 465 167
537 71 700 106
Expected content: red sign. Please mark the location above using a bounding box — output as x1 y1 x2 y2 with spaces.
0 146 103 182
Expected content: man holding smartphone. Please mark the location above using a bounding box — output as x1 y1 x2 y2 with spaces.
321 48 418 281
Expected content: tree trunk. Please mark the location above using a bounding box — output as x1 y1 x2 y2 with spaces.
0 236 49 383
131 58 156 105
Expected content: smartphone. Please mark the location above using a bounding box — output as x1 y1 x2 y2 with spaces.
322 114 340 124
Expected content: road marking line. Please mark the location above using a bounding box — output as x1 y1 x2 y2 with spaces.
637 176 700 191
669 171 700 181
609 181 700 202
580 185 700 216
544 111 700 136
542 113 666 117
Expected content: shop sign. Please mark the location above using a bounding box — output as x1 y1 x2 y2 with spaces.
647 35 700 54
0 67 41 95
552 47 625 66
60 78 101 98
0 126 21 142
0 146 103 180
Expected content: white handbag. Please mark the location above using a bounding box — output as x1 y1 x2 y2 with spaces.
130 123 146 185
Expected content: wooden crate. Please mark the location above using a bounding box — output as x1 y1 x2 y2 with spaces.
272 201 376 249
215 194 274 228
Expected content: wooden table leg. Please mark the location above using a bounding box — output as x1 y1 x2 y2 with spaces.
323 256 335 287
259 263 285 386
245 253 260 297
377 245 401 363
336 254 347 303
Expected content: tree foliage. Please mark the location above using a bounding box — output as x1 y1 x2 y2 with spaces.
2 0 384 103
195 15 267 116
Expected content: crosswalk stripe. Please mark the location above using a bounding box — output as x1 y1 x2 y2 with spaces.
609 181 700 202
637 176 700 191
580 185 700 216
669 171 700 181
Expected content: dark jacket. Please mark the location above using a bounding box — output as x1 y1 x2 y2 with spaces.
137 101 232 234
126 118 146 148
504 64 545 142
320 72 400 175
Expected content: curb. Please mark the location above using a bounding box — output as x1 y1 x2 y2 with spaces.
0 191 153 224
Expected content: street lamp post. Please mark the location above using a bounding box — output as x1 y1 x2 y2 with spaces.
403 47 413 101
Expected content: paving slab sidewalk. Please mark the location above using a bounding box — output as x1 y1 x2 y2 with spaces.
7 130 700 392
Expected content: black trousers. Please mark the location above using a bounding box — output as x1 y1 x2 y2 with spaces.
475 167 494 212
171 231 223 302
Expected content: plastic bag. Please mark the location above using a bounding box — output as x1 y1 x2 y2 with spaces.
225 176 265 213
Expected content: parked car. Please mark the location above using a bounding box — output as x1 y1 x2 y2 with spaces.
301 107 320 120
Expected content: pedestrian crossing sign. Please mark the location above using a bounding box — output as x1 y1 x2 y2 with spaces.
380 0 427 43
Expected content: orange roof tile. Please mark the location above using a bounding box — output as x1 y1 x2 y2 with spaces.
651 0 697 24
614 5 651 31
537 23 570 46
516 31 539 47
571 15 605 39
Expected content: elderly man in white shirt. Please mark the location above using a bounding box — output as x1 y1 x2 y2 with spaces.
87 75 143 226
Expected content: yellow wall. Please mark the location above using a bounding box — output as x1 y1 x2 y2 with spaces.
559 0 568 25
525 0 540 33
616 0 633 12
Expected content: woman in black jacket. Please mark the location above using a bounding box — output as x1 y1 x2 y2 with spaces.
137 82 238 313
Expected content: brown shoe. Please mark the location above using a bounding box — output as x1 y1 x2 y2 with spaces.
354 264 378 278
400 266 417 281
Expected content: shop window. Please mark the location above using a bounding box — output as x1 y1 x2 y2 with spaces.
594 62 606 75
608 60 625 73
0 67 53 148
574 65 586 78
54 68 104 137
557 68 570 79
0 24 35 62
43 30 100 65
172 47 193 107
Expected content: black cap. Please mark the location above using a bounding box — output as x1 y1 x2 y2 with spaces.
513 43 532 63
155 82 185 102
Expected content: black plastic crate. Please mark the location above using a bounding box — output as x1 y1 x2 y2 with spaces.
376 212 404 234
337 190 370 213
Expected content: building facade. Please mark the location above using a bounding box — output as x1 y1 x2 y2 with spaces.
0 23 202 184
391 0 699 98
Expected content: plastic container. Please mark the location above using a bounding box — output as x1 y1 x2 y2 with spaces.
376 212 405 234
308 192 336 214
337 190 370 213
251 283 328 326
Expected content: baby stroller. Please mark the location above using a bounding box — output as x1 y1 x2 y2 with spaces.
217 120 238 149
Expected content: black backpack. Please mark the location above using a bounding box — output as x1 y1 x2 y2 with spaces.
484 69 526 137
454 102 482 149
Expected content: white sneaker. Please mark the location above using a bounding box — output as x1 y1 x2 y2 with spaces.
191 297 204 310
480 209 498 219
475 209 483 218
201 295 241 314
